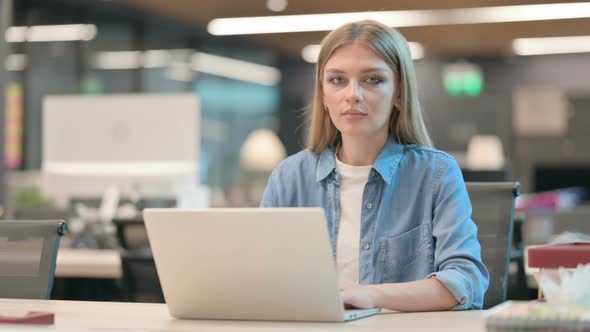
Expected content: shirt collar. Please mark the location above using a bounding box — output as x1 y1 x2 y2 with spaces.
373 136 404 185
315 136 404 185
316 145 336 182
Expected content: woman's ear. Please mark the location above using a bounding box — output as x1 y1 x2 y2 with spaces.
391 94 401 110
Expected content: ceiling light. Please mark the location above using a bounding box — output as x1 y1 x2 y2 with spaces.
301 42 424 63
5 54 27 71
4 27 26 42
512 36 590 55
191 52 281 86
5 24 97 42
166 62 195 82
133 48 193 68
208 2 590 35
88 49 282 85
143 50 172 68
408 42 424 60
92 51 141 70
301 45 321 63
266 0 288 12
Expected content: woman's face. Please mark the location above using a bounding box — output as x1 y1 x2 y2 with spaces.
322 42 397 138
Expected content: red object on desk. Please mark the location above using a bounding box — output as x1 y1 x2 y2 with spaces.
528 243 590 269
0 311 54 325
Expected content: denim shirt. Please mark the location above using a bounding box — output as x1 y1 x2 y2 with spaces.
260 137 490 310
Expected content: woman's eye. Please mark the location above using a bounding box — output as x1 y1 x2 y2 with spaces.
365 76 383 84
328 77 345 84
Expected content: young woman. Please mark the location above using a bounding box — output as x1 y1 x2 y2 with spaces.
261 20 489 311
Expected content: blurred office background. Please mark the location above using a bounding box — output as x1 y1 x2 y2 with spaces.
0 0 589 302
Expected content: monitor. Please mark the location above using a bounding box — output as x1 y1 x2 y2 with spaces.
42 94 200 207
534 165 590 202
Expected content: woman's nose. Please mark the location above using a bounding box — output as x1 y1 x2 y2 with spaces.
345 81 363 104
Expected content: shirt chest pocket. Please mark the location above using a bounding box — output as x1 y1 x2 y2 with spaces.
377 223 433 282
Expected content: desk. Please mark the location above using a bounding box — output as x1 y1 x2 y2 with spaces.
55 248 122 279
0 299 486 331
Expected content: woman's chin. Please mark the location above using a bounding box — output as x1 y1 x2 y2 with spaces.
338 127 370 137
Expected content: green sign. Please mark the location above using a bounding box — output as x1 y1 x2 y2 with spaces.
442 62 484 97
444 71 483 96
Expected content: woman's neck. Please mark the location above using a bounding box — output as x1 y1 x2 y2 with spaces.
337 132 388 166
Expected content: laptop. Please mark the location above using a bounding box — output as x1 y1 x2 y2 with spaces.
142 208 380 322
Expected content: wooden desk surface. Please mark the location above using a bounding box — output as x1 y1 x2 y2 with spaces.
55 248 122 279
0 299 486 331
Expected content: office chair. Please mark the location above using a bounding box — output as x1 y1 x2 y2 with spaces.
466 182 520 309
0 220 68 299
461 169 508 182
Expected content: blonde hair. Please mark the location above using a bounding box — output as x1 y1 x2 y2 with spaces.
306 20 433 152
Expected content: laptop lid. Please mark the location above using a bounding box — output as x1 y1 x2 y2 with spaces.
144 208 365 322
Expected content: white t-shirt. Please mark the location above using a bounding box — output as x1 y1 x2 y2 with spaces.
335 157 373 290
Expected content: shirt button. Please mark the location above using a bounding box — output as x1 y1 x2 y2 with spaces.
366 203 373 209
363 243 370 250
370 170 376 177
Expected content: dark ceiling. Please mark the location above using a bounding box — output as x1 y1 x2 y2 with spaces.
114 0 590 57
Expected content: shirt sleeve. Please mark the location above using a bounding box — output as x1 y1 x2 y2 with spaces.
426 155 490 310
260 168 280 208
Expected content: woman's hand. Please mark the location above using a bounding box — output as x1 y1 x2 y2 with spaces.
340 285 381 309
341 279 458 312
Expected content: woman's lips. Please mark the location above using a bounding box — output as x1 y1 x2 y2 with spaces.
342 111 367 120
